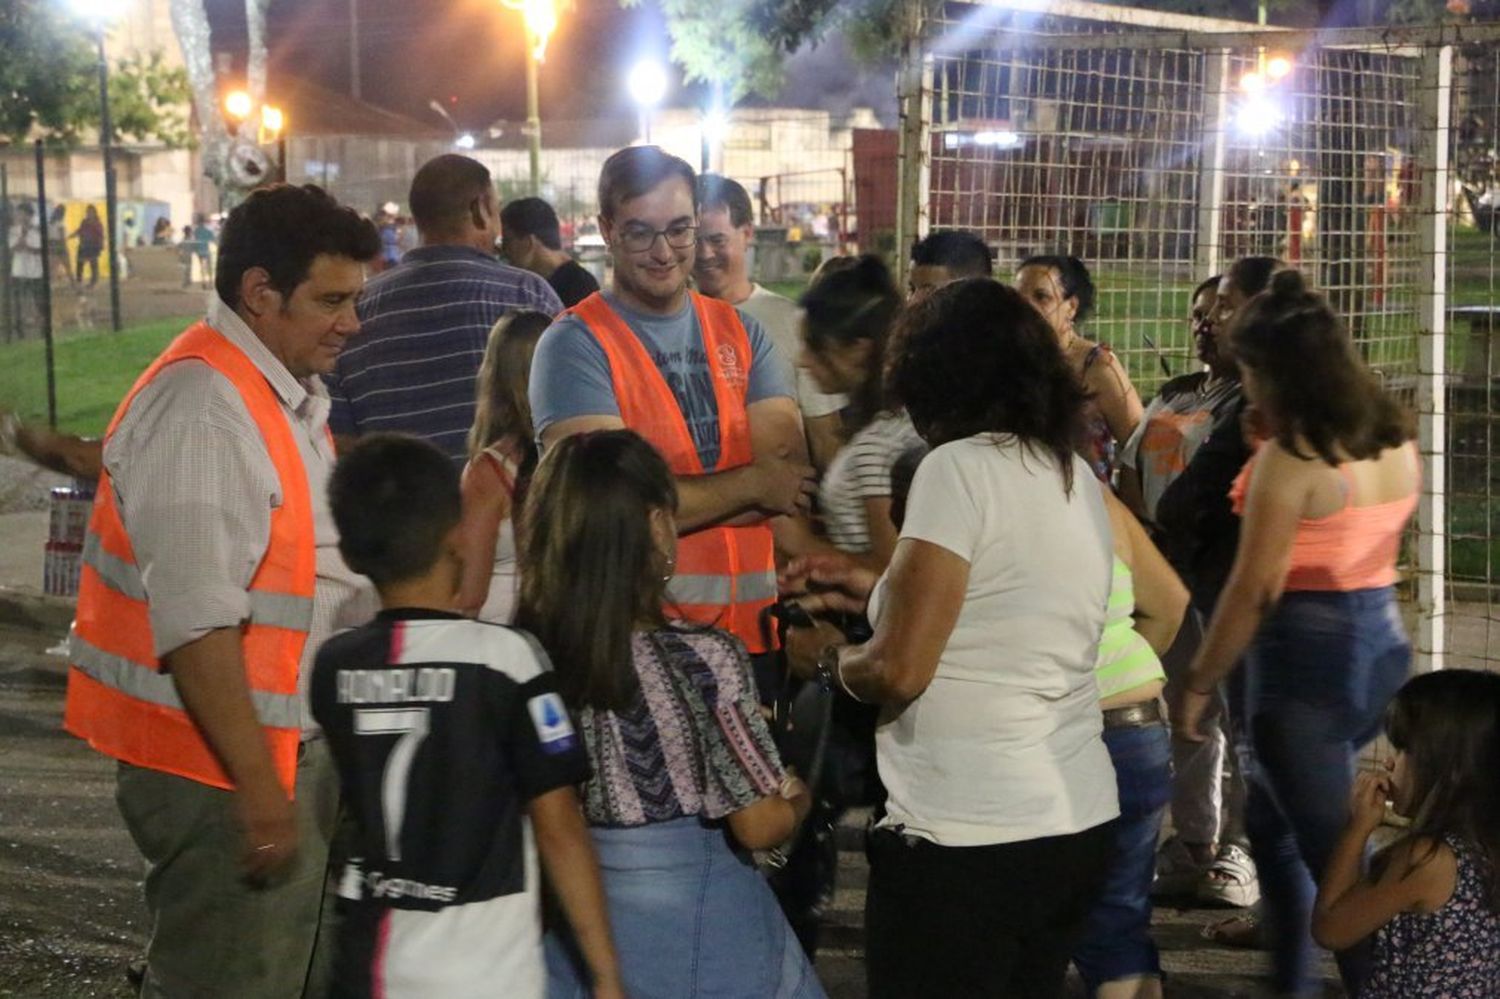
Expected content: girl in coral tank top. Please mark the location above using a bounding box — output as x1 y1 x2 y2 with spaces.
1174 269 1419 999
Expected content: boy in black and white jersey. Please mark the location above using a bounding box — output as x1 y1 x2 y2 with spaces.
312 434 622 998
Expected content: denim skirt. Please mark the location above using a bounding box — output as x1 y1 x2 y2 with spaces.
545 816 826 999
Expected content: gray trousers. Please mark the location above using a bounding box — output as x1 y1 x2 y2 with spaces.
1161 608 1248 847
116 738 340 999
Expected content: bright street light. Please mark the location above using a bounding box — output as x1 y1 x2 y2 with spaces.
1266 55 1293 80
1235 94 1282 137
455 133 477 150
67 0 128 20
628 60 669 109
261 105 284 135
226 90 254 120
628 60 668 144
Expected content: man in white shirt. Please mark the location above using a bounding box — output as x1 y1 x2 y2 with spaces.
694 174 847 471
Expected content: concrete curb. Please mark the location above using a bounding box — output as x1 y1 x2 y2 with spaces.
0 586 75 635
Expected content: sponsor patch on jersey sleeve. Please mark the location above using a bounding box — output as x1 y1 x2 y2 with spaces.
527 693 578 755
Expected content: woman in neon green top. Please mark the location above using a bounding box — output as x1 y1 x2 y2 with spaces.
1072 489 1188 999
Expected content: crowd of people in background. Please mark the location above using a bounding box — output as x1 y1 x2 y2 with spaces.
2 141 1496 999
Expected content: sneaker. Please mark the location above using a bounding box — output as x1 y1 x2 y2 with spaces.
1197 842 1261 908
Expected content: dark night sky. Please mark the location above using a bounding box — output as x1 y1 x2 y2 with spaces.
204 0 898 130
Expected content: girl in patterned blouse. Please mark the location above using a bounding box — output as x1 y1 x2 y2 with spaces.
516 430 826 999
1312 669 1500 999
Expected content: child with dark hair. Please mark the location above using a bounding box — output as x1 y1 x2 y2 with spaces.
516 430 822 999
312 433 622 999
1017 254 1143 482
1314 669 1500 999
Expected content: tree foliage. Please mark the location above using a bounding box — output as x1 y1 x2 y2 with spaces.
0 1 191 147
620 0 788 100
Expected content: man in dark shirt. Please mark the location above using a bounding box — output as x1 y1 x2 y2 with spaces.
499 196 600 308
325 155 562 463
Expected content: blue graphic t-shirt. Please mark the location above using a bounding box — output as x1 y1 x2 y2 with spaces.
528 292 795 470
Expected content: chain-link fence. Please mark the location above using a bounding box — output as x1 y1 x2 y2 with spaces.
912 4 1500 671
1447 44 1500 668
2 148 64 433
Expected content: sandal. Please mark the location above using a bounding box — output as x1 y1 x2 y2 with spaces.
1152 835 1212 898
1197 842 1261 908
1201 912 1267 950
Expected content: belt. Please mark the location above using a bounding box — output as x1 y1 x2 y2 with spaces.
1102 699 1166 729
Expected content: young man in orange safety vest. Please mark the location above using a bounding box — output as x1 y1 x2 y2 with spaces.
527 146 816 703
63 184 382 998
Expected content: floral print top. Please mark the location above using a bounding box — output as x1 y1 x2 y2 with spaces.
1363 835 1500 999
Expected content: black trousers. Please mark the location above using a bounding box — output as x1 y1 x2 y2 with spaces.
866 819 1115 999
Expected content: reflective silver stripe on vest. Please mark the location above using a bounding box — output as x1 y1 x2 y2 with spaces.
249 591 314 632
667 571 779 606
82 532 313 632
69 630 303 730
82 533 148 601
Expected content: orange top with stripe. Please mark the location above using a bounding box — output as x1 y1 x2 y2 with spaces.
568 292 778 653
63 321 316 793
1230 444 1419 592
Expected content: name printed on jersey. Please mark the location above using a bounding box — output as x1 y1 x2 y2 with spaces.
337 667 457 704
527 693 577 755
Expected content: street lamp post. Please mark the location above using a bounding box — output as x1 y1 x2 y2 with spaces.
72 0 126 332
502 0 557 197
427 100 474 150
627 60 668 146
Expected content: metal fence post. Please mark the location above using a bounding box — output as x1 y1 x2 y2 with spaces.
895 0 932 288
1415 43 1453 672
34 142 58 429
1194 50 1230 282
1 163 12 344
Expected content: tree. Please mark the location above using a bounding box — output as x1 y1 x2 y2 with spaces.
0 1 190 146
168 0 272 196
619 0 786 100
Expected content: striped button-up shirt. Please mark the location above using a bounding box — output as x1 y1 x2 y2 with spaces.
326 245 562 462
102 297 377 735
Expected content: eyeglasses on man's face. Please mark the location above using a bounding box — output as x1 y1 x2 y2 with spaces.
616 222 698 254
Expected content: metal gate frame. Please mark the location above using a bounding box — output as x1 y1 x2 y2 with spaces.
897 6 1500 672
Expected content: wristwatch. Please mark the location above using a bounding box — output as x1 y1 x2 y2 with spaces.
815 643 840 692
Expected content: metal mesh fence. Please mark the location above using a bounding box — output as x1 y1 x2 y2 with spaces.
2 152 64 433
923 7 1438 397
1446 45 1500 669
920 6 1500 671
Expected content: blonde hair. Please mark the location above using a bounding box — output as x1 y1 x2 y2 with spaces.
467 310 552 459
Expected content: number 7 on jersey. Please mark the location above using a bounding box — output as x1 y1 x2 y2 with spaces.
354 707 430 862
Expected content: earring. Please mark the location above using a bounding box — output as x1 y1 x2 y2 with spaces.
661 552 677 583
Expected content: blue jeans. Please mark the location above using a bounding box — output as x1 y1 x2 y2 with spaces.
1242 588 1410 998
1072 720 1173 991
545 817 825 999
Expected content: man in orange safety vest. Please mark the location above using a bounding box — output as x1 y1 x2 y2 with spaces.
63 184 381 998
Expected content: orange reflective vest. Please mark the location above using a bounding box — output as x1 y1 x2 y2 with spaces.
570 292 778 653
63 321 315 794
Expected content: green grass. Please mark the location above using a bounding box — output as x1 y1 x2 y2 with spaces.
0 317 194 435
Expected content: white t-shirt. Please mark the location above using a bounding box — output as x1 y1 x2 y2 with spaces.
868 434 1119 847
819 410 924 554
738 284 847 421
